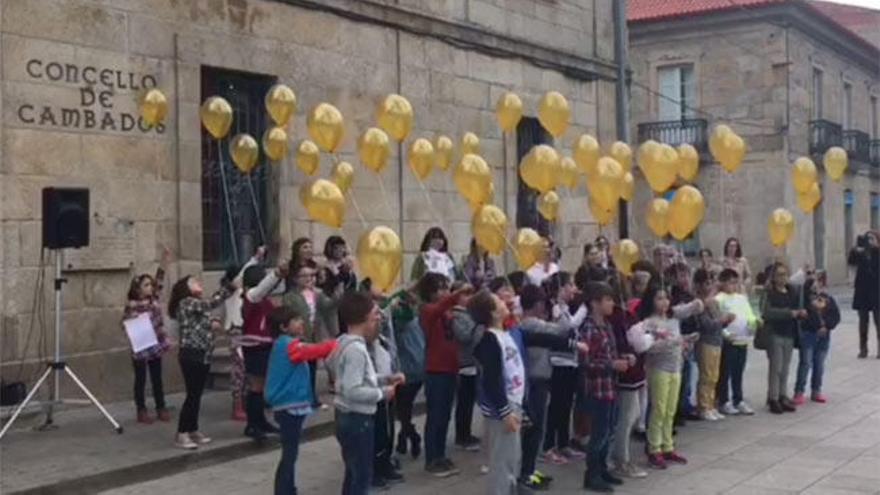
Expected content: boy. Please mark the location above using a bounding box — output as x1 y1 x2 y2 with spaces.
581 282 631 493
669 263 699 424
329 292 402 495
451 282 482 452
715 269 758 416
265 306 338 495
691 269 736 421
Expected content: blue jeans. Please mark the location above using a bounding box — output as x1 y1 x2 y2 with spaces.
585 398 617 480
274 411 306 495
679 351 698 415
795 331 830 395
717 343 748 406
424 372 456 465
335 412 374 495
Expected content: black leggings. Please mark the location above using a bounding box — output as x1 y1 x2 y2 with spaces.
178 353 210 434
858 309 880 354
455 374 477 442
133 357 165 411
395 381 422 435
544 366 577 451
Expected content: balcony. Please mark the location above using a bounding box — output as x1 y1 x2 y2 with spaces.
808 119 842 156
637 118 708 153
871 139 880 169
843 130 871 164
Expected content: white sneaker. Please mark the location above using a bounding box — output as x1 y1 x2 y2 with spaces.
614 462 648 478
736 401 755 415
720 402 739 416
190 431 212 445
712 409 726 420
701 410 719 421
175 433 198 450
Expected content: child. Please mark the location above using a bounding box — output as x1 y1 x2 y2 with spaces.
369 307 405 489
451 282 482 452
543 272 587 463
329 291 401 495
167 274 234 449
418 273 469 477
690 269 735 421
390 290 425 458
265 306 338 495
762 262 807 414
489 276 521 329
793 273 840 404
123 249 172 424
469 290 585 495
628 285 702 470
715 269 759 416
668 263 699 424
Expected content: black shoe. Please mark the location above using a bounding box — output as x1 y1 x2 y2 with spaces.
410 432 422 459
602 471 624 485
371 476 389 490
260 421 280 434
519 475 550 491
396 431 408 455
425 459 458 478
768 400 784 414
381 470 404 484
244 425 267 441
858 350 868 359
455 435 481 452
685 411 702 421
674 415 686 427
584 478 615 493
780 398 796 412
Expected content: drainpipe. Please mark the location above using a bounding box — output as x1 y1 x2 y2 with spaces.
614 0 630 239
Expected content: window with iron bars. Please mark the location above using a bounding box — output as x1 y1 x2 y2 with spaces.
201 66 275 270
516 117 553 237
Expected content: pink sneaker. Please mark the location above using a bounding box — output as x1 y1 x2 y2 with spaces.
558 446 586 460
541 449 569 465
811 393 827 403
663 451 688 465
792 393 806 406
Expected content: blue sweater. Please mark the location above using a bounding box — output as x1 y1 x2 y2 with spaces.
265 335 337 412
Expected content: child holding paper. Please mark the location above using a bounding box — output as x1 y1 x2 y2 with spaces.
123 249 172 425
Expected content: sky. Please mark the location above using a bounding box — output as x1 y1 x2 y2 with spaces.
819 0 880 8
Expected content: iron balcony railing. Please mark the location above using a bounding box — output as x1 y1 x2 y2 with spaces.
843 129 871 164
808 119 843 156
637 118 709 153
870 139 880 168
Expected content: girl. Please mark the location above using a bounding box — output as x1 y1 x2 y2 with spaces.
793 274 840 405
594 235 615 271
462 238 496 290
168 274 234 449
698 248 722 279
411 227 459 282
265 306 338 495
287 237 315 288
123 249 172 424
721 237 753 292
320 236 357 296
282 261 339 410
690 269 735 421
628 285 702 469
762 262 807 414
390 288 425 458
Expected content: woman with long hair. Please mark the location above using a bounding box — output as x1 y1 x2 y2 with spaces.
721 237 752 292
410 227 459 282
849 231 880 358
762 262 807 414
319 235 357 295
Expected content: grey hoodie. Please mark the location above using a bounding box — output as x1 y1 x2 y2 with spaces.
329 333 389 415
520 317 570 380
452 306 483 370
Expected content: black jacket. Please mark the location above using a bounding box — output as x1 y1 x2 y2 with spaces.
848 247 879 311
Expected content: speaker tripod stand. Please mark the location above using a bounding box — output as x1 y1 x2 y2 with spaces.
0 250 122 440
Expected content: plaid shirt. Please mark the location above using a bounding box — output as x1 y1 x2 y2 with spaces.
578 316 619 401
177 287 232 363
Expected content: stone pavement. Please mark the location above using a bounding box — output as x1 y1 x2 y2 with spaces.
99 295 880 495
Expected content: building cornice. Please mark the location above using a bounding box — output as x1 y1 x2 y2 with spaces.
271 0 620 82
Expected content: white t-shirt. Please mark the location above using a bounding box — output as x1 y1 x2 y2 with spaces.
490 328 525 407
526 262 559 286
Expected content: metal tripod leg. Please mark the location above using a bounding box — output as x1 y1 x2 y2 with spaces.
64 366 123 434
0 365 53 440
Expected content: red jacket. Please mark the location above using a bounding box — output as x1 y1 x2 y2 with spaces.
420 294 460 374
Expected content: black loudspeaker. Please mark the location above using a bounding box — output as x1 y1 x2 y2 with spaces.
42 187 90 249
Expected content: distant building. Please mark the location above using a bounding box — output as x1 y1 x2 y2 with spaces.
628 0 880 283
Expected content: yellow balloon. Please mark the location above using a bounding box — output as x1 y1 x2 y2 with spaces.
357 226 403 293
768 208 795 247
797 182 821 214
621 172 635 201
514 228 544 270
520 144 561 194
262 126 289 162
560 157 579 189
409 138 435 181
307 103 344 153
496 92 523 132
611 239 640 276
574 134 601 177
609 141 633 172
229 133 259 174
792 157 818 194
301 179 345 228
296 140 321 176
587 157 624 211
462 132 481 155
358 127 391 173
710 127 746 173
677 143 699 182
265 84 297 126
823 146 848 182
140 89 168 128
377 94 413 141
331 161 355 194
637 140 660 169
472 205 508 256
590 198 618 226
538 91 570 138
454 154 493 207
200 96 233 139
538 191 560 221
668 185 706 241
646 198 670 237
640 143 678 193
435 135 454 171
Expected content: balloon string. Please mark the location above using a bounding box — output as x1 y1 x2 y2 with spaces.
349 192 368 229
245 173 267 245
375 174 395 222
216 139 240 263
417 177 444 227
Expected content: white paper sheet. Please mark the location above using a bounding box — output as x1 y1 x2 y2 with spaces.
124 313 159 353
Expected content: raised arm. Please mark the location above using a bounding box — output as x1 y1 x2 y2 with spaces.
288 339 338 364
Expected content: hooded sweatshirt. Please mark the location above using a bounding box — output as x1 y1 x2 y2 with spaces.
329 333 389 415
519 316 572 380
628 300 703 374
452 306 483 372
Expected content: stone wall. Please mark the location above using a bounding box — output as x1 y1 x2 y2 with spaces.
0 0 618 400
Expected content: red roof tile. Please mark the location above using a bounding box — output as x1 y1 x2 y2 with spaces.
627 0 787 23
809 0 880 48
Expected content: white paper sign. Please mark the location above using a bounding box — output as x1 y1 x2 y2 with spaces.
124 313 159 353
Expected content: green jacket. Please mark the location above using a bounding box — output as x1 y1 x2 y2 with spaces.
282 290 339 343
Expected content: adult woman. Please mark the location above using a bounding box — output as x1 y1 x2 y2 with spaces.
574 243 607 289
698 248 721 278
721 237 752 292
410 227 460 282
762 262 807 414
526 239 560 286
462 238 496 290
594 235 615 271
319 236 357 295
287 237 315 288
849 231 880 358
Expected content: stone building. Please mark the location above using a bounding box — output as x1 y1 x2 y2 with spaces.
628 0 880 284
0 0 621 400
